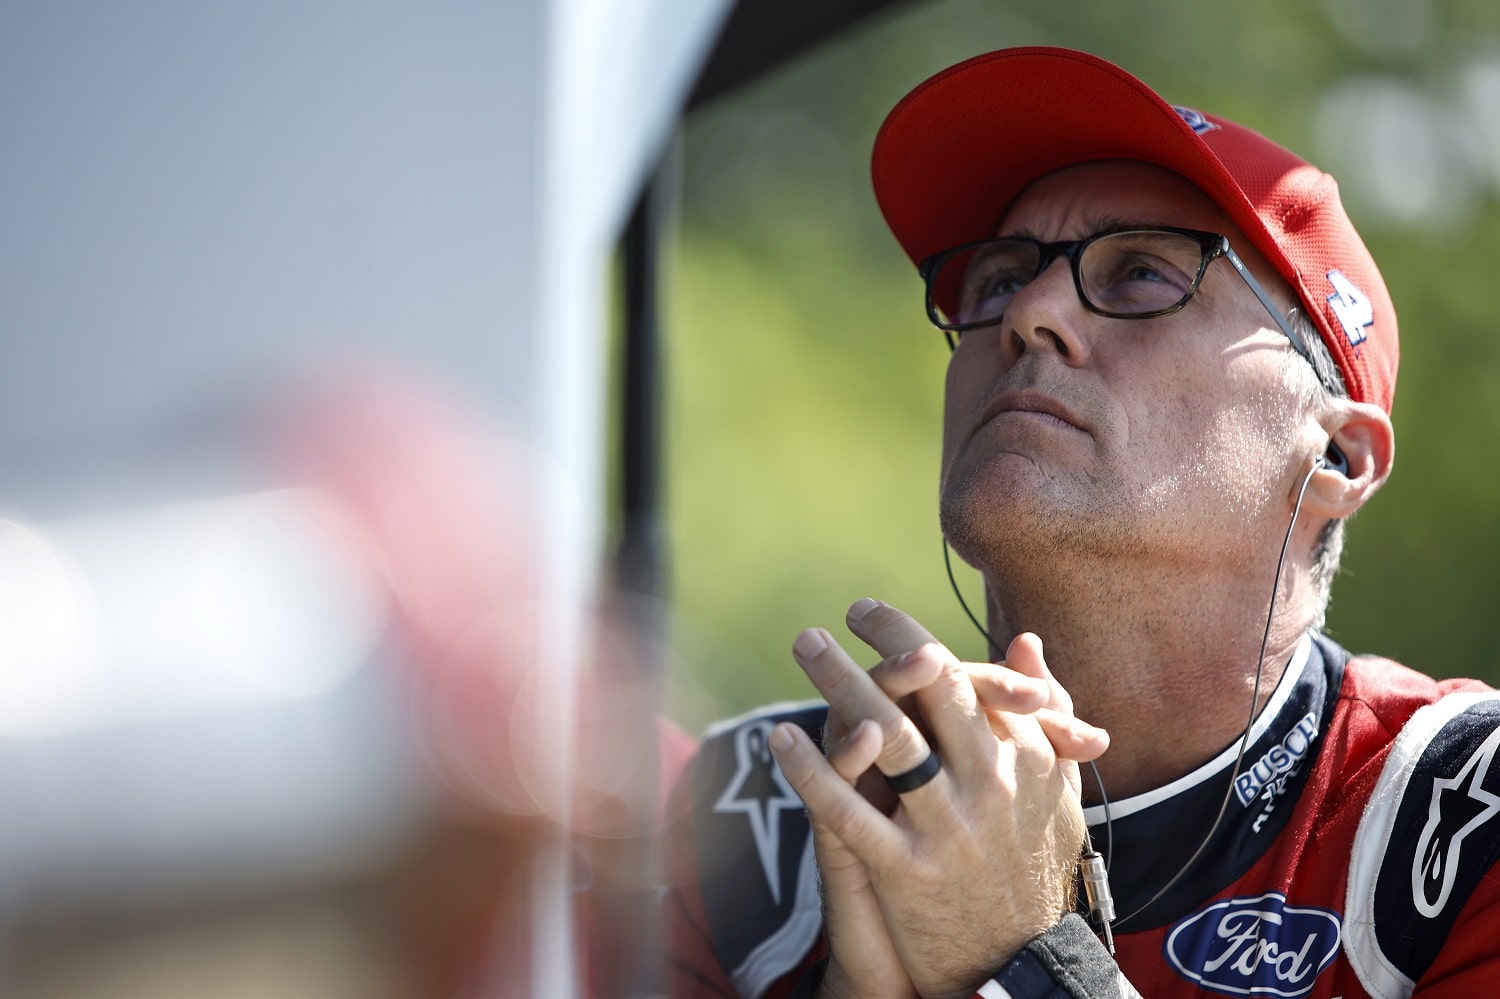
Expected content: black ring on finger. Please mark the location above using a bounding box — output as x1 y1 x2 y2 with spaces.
886 749 942 794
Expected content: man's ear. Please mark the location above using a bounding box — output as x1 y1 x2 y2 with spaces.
1304 399 1394 519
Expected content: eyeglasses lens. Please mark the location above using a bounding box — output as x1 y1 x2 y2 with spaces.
1079 231 1205 316
934 241 1038 329
932 230 1209 329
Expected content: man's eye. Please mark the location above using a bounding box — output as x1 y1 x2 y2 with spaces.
1124 261 1170 283
1095 253 1192 297
983 275 1027 297
1115 254 1188 286
955 265 1028 325
1087 246 1199 314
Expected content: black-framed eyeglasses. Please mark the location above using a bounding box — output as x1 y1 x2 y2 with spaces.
918 226 1324 383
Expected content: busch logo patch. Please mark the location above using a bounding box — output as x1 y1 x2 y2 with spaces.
1165 893 1340 997
1235 712 1319 807
1173 105 1219 135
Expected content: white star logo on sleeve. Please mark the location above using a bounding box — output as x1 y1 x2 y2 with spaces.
1412 724 1500 917
713 720 806 906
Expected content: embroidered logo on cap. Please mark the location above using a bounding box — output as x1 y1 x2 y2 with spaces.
1326 269 1374 346
1173 106 1219 135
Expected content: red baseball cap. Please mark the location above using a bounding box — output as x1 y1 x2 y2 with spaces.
872 46 1398 412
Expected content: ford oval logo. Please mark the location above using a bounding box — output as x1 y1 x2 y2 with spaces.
1165 892 1341 997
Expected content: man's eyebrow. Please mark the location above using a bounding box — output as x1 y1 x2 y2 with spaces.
1000 213 1159 242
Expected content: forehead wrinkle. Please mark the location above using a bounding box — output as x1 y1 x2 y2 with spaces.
998 210 1176 243
995 161 1300 322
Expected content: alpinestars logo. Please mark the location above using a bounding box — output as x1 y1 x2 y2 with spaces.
1412 724 1500 917
713 720 804 906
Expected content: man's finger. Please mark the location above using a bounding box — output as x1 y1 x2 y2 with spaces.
989 633 1107 759
847 602 1023 781
846 598 947 660
865 645 946 702
826 718 884 783
1004 632 1075 713
1034 708 1110 762
898 644 999 782
964 661 1051 715
769 722 905 860
792 627 935 781
824 705 850 751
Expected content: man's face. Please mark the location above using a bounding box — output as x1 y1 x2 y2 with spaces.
940 161 1309 572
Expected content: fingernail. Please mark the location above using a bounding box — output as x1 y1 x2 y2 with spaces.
793 629 828 659
769 723 794 753
847 597 879 623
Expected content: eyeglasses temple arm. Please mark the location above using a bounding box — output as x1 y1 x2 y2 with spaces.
1220 242 1329 387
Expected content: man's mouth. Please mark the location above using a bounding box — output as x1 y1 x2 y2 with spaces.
975 389 1088 437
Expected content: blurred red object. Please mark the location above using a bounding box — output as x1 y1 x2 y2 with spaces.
267 357 693 997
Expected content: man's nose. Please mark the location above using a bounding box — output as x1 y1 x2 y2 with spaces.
999 256 1094 369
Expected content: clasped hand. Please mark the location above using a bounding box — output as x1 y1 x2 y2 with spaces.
767 599 1109 999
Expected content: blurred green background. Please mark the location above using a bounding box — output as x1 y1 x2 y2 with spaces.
656 0 1500 732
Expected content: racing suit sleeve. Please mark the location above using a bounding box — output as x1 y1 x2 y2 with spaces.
770 919 1137 999
661 790 741 999
1409 861 1500 996
1344 690 1500 998
975 916 1141 999
663 806 1143 999
660 750 827 999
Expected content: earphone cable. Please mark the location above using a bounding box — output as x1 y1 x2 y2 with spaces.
941 456 1324 929
942 539 1114 879
1112 457 1323 927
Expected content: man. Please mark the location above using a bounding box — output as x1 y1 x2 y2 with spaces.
664 47 1500 998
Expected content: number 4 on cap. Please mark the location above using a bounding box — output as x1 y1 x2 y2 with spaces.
1326 269 1373 346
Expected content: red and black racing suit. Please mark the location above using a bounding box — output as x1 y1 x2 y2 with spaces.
662 634 1500 998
